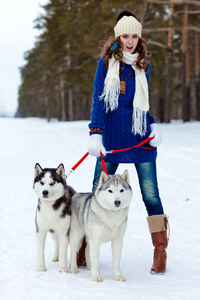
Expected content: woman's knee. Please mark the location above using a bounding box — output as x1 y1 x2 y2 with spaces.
139 177 163 215
142 185 163 216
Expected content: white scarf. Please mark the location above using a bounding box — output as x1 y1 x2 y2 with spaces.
100 51 149 136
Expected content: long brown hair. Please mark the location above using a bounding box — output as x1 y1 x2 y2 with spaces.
100 36 149 71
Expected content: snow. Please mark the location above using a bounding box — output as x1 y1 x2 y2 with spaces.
1 117 200 300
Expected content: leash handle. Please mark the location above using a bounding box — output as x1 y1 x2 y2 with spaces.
109 137 154 154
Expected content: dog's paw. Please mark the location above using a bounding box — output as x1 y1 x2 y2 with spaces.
92 275 102 282
37 265 47 272
114 274 126 282
59 266 69 273
52 257 59 262
86 262 91 270
70 267 79 274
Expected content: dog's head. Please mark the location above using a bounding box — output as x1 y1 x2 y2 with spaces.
95 170 132 210
33 163 66 201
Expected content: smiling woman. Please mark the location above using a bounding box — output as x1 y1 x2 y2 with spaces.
83 10 170 276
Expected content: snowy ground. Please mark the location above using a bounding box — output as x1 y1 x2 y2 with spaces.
1 117 200 300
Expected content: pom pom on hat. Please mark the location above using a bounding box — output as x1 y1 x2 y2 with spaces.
114 16 142 38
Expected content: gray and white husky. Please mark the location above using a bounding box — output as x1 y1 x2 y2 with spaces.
33 163 76 272
70 170 132 282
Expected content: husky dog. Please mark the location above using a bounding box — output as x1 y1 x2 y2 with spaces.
70 170 132 282
33 163 76 272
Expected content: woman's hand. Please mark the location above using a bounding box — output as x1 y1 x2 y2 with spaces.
149 123 162 147
88 134 106 157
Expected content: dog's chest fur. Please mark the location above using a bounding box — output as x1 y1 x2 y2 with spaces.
87 199 128 242
36 196 71 233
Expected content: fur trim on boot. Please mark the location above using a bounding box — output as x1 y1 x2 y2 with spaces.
147 214 169 274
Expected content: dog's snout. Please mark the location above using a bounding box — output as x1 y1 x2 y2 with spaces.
43 190 49 197
114 200 121 207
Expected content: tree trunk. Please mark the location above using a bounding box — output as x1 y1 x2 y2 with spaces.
45 96 50 122
182 57 190 122
81 96 86 120
165 1 174 123
59 64 67 121
68 87 73 121
60 76 66 121
182 5 191 122
158 70 165 123
194 14 200 120
165 56 172 123
159 96 165 123
196 77 200 121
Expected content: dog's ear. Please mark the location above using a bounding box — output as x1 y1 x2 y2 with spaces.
56 164 65 178
34 163 43 177
99 171 109 187
121 170 130 184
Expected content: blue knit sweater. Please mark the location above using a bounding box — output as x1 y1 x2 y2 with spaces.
89 57 157 164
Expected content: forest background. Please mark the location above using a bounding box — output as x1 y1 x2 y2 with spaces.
16 0 200 123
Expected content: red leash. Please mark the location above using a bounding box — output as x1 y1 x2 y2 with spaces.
100 152 108 174
66 151 107 177
66 137 154 177
108 137 154 154
66 152 89 177
71 152 89 171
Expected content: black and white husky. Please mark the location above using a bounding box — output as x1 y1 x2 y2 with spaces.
33 163 76 272
70 170 132 282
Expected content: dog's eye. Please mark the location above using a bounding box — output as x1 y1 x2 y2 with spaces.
40 181 44 186
108 189 113 193
120 189 124 193
50 182 56 186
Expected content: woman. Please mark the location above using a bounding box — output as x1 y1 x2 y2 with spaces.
78 11 169 275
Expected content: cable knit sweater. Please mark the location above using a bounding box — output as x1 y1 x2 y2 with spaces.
88 57 157 164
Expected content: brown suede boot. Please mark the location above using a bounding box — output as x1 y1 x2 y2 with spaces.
147 214 169 275
77 237 87 267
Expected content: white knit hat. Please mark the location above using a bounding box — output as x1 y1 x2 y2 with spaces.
114 16 142 38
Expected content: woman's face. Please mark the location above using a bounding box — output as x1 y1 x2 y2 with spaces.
120 34 139 53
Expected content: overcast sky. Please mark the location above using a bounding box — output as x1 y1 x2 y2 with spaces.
0 0 48 116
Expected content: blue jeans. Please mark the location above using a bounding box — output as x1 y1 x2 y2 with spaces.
92 160 164 216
